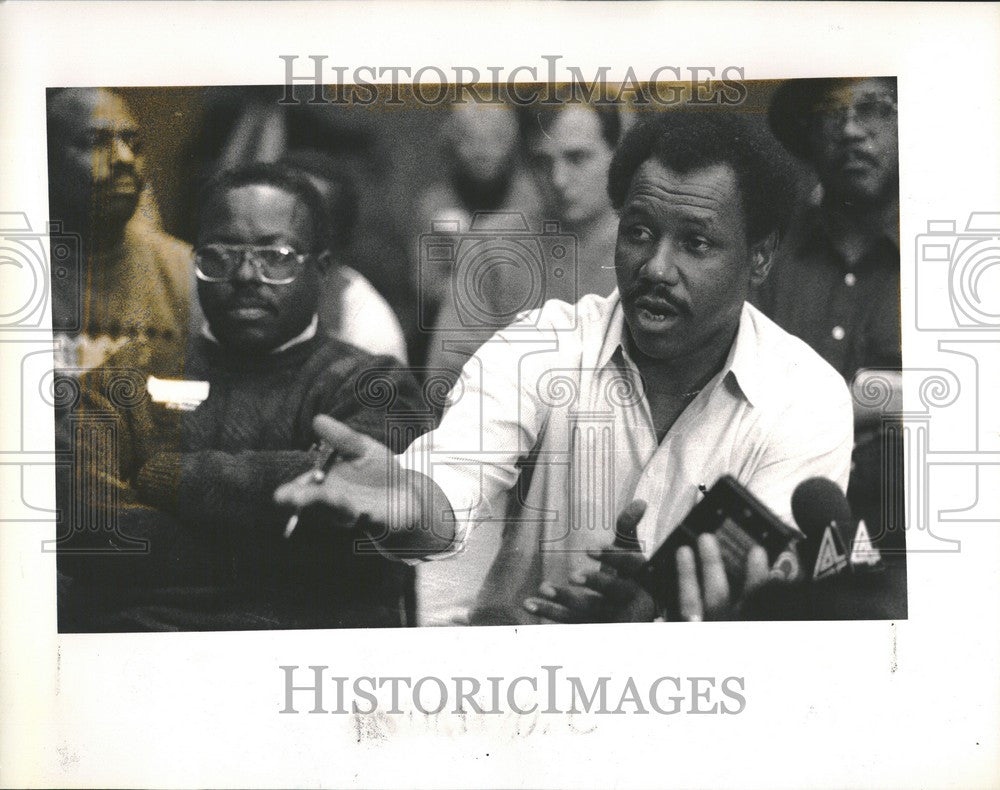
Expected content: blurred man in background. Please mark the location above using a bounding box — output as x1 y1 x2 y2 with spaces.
412 98 540 335
515 87 622 297
425 89 623 389
48 88 196 373
754 77 904 556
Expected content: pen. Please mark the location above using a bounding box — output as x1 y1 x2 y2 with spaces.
282 442 337 539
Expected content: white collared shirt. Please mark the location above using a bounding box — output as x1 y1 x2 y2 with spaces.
400 291 853 624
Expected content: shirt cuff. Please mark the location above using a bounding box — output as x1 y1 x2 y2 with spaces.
394 446 483 565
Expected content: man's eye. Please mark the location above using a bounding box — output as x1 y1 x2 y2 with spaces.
530 155 553 172
624 224 653 243
121 133 144 154
75 131 104 149
685 236 712 253
566 151 590 167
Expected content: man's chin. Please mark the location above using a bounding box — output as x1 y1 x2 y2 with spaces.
829 172 895 207
93 193 140 228
210 321 282 354
623 311 683 361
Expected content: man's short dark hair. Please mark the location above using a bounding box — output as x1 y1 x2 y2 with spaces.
515 85 622 150
279 149 359 251
607 111 796 244
198 162 332 253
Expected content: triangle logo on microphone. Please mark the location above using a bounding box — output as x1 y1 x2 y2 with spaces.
851 519 882 567
813 526 848 580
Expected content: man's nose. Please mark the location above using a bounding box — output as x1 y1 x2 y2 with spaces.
641 240 681 284
233 251 262 284
834 108 867 140
551 159 571 191
112 135 137 165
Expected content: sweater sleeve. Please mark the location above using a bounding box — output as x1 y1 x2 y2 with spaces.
55 360 193 584
134 352 430 534
135 448 313 534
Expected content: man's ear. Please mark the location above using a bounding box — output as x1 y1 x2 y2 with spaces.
748 230 779 288
313 249 334 275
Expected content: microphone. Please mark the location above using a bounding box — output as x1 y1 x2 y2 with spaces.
791 477 852 582
739 476 907 620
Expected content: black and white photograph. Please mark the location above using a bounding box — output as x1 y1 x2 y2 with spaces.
48 77 906 632
1 2 998 788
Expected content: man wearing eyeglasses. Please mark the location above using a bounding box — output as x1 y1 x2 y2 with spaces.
56 163 425 632
754 77 904 559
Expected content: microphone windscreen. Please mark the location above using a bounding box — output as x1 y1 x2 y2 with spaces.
791 477 852 540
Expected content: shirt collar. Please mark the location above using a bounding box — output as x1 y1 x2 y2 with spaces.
598 297 762 408
200 314 319 354
725 303 763 407
596 291 628 371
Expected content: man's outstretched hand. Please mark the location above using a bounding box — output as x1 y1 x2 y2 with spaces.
274 415 395 529
273 415 455 556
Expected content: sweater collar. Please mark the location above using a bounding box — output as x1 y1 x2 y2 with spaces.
200 314 319 354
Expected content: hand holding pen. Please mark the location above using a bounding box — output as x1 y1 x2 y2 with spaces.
282 441 337 539
274 415 456 558
276 415 397 539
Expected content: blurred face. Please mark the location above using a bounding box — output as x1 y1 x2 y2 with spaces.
449 104 519 184
48 88 145 228
526 106 615 228
808 77 898 205
196 184 323 352
615 159 769 363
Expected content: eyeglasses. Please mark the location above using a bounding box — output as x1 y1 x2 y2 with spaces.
192 244 310 285
815 96 898 133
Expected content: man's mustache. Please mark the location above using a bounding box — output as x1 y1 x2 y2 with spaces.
224 288 278 312
834 147 880 169
623 281 691 316
97 162 142 188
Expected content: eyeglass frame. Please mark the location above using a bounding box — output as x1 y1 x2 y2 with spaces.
812 95 898 134
192 244 314 285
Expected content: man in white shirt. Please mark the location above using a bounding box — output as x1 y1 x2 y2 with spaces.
274 111 854 625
